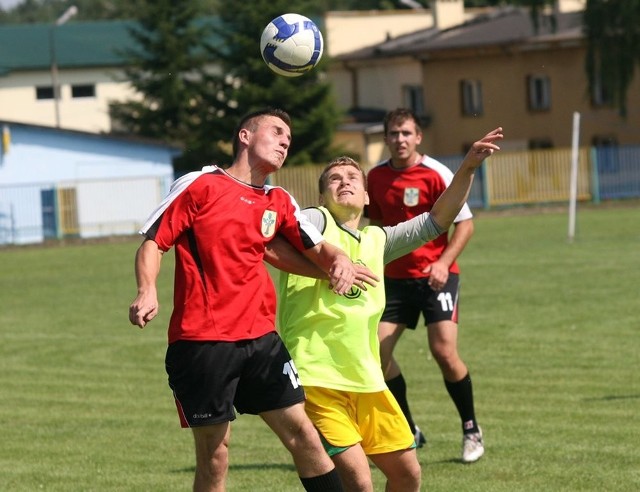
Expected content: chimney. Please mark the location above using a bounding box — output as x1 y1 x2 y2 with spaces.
431 0 465 30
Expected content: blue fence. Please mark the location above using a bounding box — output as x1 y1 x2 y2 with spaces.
1 145 638 246
593 145 640 201
437 144 640 209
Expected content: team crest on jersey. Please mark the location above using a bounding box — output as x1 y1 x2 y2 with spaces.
261 210 277 238
344 259 366 299
344 286 361 299
403 187 420 207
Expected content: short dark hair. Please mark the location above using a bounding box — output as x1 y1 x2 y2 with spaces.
318 156 367 194
232 108 291 157
383 108 422 136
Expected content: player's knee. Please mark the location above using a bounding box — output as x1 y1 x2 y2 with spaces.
289 418 324 453
195 448 228 486
431 344 458 364
387 464 421 492
193 433 228 466
409 460 422 485
338 468 373 492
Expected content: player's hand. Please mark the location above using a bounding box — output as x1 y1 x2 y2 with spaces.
328 256 378 295
424 261 449 291
352 263 379 292
463 127 503 167
129 290 158 328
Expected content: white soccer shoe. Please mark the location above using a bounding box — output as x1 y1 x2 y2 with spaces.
461 427 484 463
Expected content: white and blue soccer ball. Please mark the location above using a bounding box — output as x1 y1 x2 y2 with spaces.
260 13 324 77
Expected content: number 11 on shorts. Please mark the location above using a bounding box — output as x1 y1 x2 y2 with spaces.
283 359 302 389
437 292 454 311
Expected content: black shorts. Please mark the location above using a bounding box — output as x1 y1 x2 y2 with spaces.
165 332 305 428
381 274 460 329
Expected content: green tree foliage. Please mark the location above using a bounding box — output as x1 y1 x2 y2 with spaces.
108 0 223 172
109 0 341 171
207 0 343 166
520 0 553 31
584 0 640 116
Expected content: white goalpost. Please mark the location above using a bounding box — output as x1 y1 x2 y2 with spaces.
568 111 580 243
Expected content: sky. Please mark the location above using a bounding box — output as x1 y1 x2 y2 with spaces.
0 0 23 11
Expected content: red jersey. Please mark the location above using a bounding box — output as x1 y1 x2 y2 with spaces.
366 156 473 279
140 166 323 344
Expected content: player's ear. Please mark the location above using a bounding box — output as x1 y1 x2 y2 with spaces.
364 191 370 206
238 128 252 146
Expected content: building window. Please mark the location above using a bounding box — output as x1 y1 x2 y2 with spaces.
460 79 483 116
591 76 612 107
527 75 551 111
71 84 96 98
36 86 54 100
528 138 553 149
402 85 424 116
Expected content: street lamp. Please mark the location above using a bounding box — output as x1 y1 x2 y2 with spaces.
50 5 78 128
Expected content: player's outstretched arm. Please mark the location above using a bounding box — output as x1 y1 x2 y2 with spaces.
430 127 503 230
129 238 163 328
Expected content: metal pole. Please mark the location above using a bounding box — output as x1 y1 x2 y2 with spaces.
568 111 580 243
50 26 61 127
49 6 78 128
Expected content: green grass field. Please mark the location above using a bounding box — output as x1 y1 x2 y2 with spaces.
1 203 638 491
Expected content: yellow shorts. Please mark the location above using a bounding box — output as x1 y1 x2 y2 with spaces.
303 386 415 456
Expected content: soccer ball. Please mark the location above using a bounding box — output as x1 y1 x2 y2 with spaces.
260 13 324 77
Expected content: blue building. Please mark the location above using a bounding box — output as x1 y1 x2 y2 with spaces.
0 121 178 245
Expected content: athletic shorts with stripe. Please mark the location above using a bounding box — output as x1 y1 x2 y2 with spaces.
381 274 460 329
303 386 416 456
165 332 305 428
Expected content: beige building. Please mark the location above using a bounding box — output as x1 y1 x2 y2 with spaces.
329 0 638 166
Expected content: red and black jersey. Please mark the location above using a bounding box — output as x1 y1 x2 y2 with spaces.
141 166 323 344
366 156 473 279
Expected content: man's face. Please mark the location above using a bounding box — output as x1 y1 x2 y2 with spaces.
247 115 292 170
384 118 422 162
321 164 368 213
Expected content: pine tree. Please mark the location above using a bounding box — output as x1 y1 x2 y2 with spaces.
584 0 640 117
108 0 341 171
108 0 226 172
208 0 342 166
